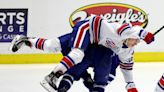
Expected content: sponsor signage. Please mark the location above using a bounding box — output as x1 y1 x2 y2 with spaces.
70 3 148 28
0 9 28 42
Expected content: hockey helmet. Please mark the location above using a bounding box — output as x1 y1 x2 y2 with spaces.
120 25 147 40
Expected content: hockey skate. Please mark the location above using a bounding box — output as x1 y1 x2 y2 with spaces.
40 71 63 92
9 35 30 52
83 73 94 91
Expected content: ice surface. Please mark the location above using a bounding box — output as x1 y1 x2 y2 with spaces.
0 62 163 92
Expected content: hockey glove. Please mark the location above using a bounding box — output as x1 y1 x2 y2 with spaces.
126 82 138 92
143 32 154 44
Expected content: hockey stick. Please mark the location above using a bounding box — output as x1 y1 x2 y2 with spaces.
153 26 164 36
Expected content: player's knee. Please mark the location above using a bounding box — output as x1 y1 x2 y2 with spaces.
44 38 62 53
68 48 84 64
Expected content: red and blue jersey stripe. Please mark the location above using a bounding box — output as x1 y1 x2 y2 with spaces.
120 62 133 70
60 56 75 69
35 38 46 50
158 74 164 90
91 16 102 44
117 23 131 36
73 22 89 49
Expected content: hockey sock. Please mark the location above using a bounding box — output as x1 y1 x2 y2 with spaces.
92 84 106 92
28 38 46 50
107 74 115 83
81 71 94 91
52 56 76 76
92 87 104 92
58 74 74 92
60 56 75 70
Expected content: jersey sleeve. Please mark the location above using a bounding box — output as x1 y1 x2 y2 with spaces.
120 68 134 83
119 49 135 83
89 15 103 44
120 60 134 83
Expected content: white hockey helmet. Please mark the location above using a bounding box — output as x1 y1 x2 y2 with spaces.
121 25 146 40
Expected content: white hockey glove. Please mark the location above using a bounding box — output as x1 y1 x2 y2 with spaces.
126 82 138 92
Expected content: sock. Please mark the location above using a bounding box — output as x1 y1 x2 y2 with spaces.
28 38 46 50
58 74 74 92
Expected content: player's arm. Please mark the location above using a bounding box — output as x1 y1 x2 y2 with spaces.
119 51 138 92
120 62 138 92
89 15 104 44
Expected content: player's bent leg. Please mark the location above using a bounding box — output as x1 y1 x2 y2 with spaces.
51 48 85 75
92 55 113 92
91 54 118 92
107 54 119 84
9 35 31 52
58 55 93 92
57 71 93 92
28 38 62 53
10 34 63 53
41 48 85 91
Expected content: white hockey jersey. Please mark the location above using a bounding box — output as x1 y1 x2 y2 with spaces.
89 15 135 64
88 15 141 83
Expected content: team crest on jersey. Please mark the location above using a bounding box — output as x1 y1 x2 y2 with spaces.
105 39 116 48
69 3 148 28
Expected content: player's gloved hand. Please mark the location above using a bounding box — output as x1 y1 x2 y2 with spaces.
143 32 154 44
126 82 138 92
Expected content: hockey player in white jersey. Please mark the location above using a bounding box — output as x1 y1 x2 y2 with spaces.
10 15 154 92
155 73 164 92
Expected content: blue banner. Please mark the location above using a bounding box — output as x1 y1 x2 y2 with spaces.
0 9 28 42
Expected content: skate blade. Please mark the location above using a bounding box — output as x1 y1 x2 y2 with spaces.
40 79 56 92
9 36 17 51
9 35 20 51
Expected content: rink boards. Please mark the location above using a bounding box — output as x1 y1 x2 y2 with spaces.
0 52 164 64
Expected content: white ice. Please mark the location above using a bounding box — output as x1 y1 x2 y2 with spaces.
0 62 163 92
